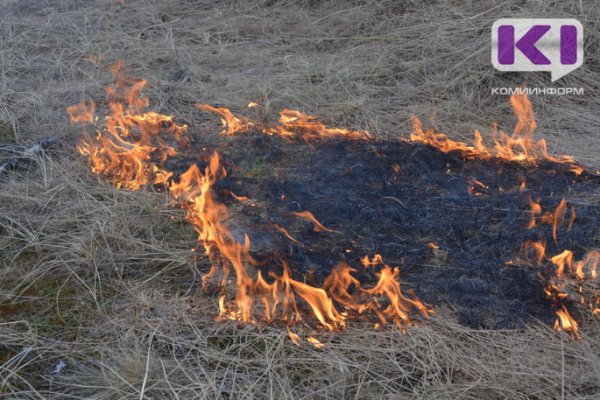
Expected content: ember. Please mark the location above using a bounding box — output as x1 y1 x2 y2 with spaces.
70 66 600 342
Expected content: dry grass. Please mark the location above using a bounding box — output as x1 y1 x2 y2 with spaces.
1 0 600 398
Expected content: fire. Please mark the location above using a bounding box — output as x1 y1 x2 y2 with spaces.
547 248 599 286
306 336 325 349
551 250 573 278
526 197 572 241
69 67 430 341
361 254 385 268
70 68 188 190
513 224 599 339
409 93 584 175
66 100 95 124
364 266 431 323
272 224 299 243
543 248 600 337
71 65 596 343
287 328 301 345
291 211 333 233
554 306 579 338
196 104 253 136
197 103 372 142
517 240 546 265
170 156 427 331
467 178 489 196
267 109 371 141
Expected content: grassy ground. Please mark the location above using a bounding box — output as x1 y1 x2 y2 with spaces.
1 0 599 398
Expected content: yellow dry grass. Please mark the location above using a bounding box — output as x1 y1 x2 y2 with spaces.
1 1 599 398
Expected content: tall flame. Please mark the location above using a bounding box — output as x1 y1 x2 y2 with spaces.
72 68 188 190
409 93 584 175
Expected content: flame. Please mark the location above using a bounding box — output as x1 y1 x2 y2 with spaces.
554 306 579 338
229 191 250 202
551 250 573 279
196 104 253 136
67 100 95 124
526 197 542 229
70 70 433 331
361 254 385 268
72 66 598 341
526 197 571 241
291 211 333 233
267 109 371 141
306 336 325 349
467 178 489 196
544 249 600 338
287 328 301 345
519 179 527 191
568 207 576 231
198 92 586 172
552 199 567 242
197 104 371 142
518 240 546 265
573 249 600 281
409 93 584 174
364 266 431 323
71 67 188 190
272 224 299 243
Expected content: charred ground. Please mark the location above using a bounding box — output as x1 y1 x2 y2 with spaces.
166 131 600 329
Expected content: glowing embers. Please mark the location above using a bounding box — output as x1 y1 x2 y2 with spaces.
409 93 584 175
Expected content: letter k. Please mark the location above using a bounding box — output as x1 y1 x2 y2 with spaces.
516 25 551 65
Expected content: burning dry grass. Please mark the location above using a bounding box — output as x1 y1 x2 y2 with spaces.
1 0 600 398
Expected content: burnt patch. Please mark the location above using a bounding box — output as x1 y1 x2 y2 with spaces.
174 132 600 329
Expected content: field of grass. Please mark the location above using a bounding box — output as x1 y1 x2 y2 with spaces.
1 0 599 398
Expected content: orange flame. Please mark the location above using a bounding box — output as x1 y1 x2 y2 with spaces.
70 70 432 331
168 158 431 330
71 67 188 190
73 67 600 340
518 240 546 265
545 248 600 338
287 328 301 345
361 254 385 268
197 104 371 142
291 211 333 233
554 306 579 338
67 100 95 124
306 336 325 349
409 93 584 175
573 249 600 281
526 197 571 242
467 178 489 196
196 104 253 136
71 67 600 341
268 109 371 141
551 250 573 279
